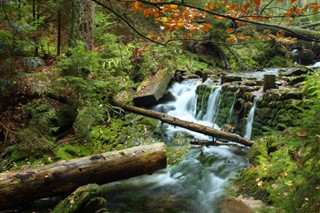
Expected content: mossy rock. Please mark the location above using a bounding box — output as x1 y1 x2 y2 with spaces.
56 185 107 212
288 76 306 86
53 184 108 213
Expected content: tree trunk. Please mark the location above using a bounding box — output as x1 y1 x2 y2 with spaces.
56 1 61 56
0 143 166 210
112 100 255 147
69 0 94 50
263 74 276 92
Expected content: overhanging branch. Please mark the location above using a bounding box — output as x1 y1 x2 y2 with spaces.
136 0 320 42
91 0 166 45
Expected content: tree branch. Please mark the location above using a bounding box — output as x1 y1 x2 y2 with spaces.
91 0 166 45
136 0 320 42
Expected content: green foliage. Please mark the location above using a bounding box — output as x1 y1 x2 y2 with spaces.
176 54 210 72
58 42 100 76
73 107 99 140
234 71 320 212
55 144 91 160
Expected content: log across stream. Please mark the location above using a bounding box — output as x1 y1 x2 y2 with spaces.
0 143 166 210
103 79 252 212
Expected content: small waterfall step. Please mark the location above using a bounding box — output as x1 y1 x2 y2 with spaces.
244 97 258 139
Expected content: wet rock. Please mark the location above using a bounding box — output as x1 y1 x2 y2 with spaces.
221 84 261 93
288 76 306 86
221 75 242 84
158 91 176 103
280 67 312 76
195 70 208 82
174 69 186 82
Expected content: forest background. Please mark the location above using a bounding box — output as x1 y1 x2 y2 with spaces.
0 0 320 212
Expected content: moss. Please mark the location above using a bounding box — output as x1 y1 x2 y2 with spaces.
54 144 91 160
266 56 288 67
248 138 269 165
53 184 108 213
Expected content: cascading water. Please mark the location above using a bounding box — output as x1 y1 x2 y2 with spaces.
227 89 239 124
196 86 209 120
203 86 222 123
102 79 249 213
244 97 258 139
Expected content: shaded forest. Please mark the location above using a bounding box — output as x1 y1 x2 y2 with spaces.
0 0 320 212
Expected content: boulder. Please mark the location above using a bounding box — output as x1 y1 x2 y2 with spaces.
133 69 172 107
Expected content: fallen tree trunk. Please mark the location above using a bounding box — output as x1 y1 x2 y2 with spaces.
0 143 166 210
190 140 232 147
112 100 255 147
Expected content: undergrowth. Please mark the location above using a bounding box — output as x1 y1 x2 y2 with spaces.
233 69 320 212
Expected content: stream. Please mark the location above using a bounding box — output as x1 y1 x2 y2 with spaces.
102 79 251 213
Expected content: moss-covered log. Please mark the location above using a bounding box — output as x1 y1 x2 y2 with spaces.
113 100 255 147
0 143 166 210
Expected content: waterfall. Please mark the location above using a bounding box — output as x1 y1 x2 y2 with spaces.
244 97 258 139
203 86 221 123
196 86 209 119
102 80 249 213
227 89 239 124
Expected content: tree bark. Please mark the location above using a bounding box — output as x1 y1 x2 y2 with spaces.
112 100 255 147
190 140 231 147
69 0 94 50
0 143 166 210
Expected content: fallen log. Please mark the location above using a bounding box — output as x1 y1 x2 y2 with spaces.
112 100 255 147
190 140 231 147
0 143 166 210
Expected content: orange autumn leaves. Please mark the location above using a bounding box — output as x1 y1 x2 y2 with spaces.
128 0 320 42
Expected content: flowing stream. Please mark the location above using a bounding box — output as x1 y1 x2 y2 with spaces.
102 79 250 213
244 97 258 139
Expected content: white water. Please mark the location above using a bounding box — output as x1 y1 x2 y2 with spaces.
196 85 210 119
203 86 222 123
227 89 239 124
103 79 249 213
154 80 220 140
307 61 320 68
244 97 258 139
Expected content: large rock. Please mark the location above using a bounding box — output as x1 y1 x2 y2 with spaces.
133 69 172 107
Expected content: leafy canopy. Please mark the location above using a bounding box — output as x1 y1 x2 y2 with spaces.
104 0 320 44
